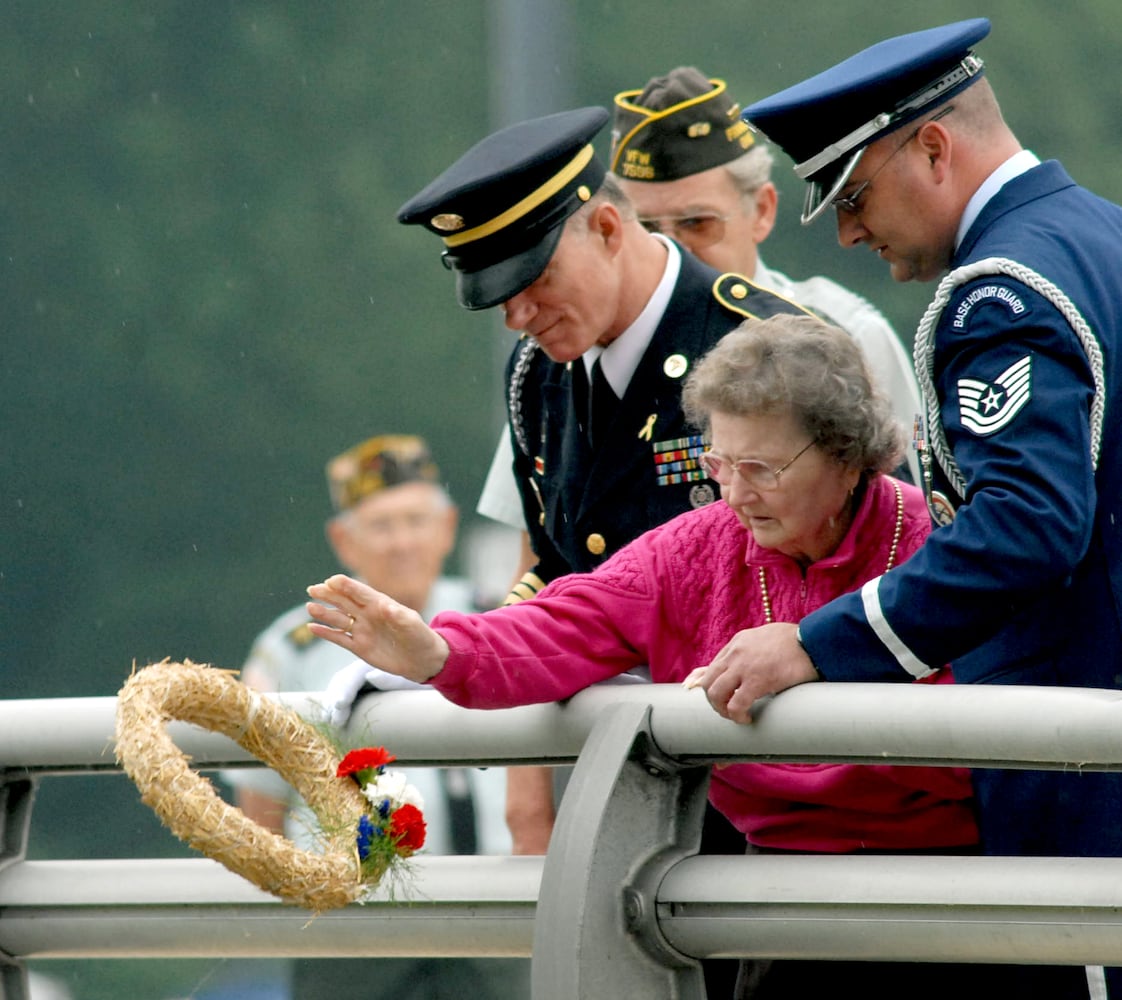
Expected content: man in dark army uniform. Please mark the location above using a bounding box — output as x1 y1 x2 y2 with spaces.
397 106 812 594
396 106 814 999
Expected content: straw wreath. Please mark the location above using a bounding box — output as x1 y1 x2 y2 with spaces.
114 659 384 912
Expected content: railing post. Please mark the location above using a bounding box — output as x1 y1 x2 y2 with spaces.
532 701 710 999
0 773 34 1000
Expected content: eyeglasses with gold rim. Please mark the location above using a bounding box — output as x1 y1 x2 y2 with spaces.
699 439 817 491
638 212 730 248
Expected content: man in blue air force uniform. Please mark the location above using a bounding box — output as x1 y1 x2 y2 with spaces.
689 19 1122 1000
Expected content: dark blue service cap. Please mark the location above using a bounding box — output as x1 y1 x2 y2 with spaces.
742 18 990 224
396 107 610 311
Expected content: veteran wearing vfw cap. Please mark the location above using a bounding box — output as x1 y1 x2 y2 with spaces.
695 20 1122 999
322 434 455 614
610 65 922 485
610 67 763 272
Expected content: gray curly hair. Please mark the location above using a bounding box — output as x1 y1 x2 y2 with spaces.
682 314 905 474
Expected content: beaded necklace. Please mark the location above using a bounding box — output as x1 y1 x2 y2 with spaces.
758 479 904 625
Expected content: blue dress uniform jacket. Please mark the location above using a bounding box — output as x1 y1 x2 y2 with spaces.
799 161 1122 862
506 249 810 584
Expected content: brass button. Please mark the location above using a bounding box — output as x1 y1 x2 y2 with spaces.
730 282 748 300
663 354 688 379
586 533 606 556
539 512 546 526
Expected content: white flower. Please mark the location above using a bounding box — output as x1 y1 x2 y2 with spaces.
400 781 425 811
362 770 425 813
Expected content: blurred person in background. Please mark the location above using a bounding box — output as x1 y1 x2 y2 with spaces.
225 433 527 1000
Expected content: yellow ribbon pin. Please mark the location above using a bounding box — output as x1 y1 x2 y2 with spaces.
638 414 657 441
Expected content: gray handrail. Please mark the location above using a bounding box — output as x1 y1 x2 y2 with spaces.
5 682 1122 769
3 682 1122 999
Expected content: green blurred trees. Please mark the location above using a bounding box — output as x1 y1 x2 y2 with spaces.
5 0 1120 699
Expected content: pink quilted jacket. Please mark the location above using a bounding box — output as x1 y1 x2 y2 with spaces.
431 475 977 852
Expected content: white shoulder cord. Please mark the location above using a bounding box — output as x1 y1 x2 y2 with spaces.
913 255 1105 500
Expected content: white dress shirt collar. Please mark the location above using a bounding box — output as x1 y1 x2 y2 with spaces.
582 234 681 397
955 149 1041 250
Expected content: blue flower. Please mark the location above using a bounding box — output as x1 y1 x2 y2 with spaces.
356 814 376 861
377 799 391 819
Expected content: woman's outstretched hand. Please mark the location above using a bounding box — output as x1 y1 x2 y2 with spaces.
306 574 450 684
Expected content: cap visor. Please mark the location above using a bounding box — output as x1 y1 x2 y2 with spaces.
801 147 864 225
454 225 564 311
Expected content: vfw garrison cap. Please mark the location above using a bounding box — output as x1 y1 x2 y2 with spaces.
326 434 440 514
396 107 610 311
742 18 990 224
610 66 754 182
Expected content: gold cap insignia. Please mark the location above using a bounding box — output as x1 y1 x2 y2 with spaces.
431 213 466 232
326 433 439 513
663 354 689 379
686 122 712 138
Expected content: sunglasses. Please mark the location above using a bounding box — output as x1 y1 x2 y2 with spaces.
638 212 730 249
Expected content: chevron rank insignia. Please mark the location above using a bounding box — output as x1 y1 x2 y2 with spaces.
957 354 1032 436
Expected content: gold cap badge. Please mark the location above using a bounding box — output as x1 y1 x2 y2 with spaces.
431 213 465 232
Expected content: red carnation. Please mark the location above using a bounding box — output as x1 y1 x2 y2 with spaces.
336 746 396 778
389 803 427 854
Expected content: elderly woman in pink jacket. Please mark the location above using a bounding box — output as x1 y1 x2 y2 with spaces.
308 314 982 995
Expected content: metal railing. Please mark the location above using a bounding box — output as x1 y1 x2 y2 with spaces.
3 683 1122 998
